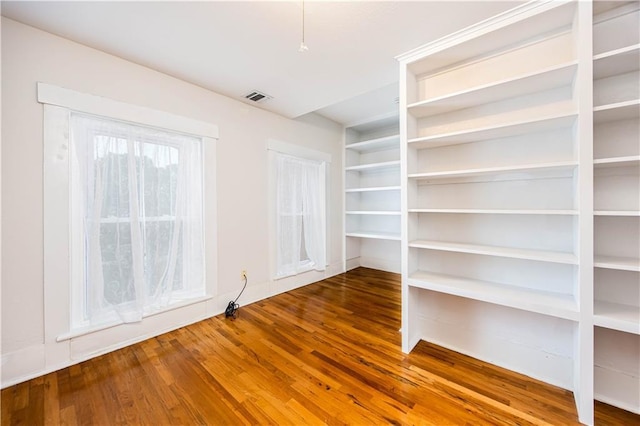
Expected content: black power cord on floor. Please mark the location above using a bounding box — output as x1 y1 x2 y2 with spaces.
225 273 247 319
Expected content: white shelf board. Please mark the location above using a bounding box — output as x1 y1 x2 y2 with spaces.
345 186 400 193
407 62 578 118
594 210 640 217
346 231 401 241
594 301 640 335
345 210 401 216
593 155 640 168
409 239 578 265
408 270 579 321
345 134 399 152
408 161 578 181
409 208 578 215
345 160 400 173
594 255 640 272
407 113 577 149
593 44 640 80
594 99 640 123
346 113 398 133
593 0 638 17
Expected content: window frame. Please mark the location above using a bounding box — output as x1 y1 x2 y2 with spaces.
267 139 331 280
69 112 206 329
39 83 218 342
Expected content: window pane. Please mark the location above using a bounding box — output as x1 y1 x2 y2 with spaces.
140 143 180 218
99 222 135 305
274 153 326 278
300 219 310 262
94 137 131 219
72 112 205 325
142 220 184 294
93 140 185 303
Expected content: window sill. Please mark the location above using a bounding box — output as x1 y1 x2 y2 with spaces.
274 263 317 281
56 295 213 342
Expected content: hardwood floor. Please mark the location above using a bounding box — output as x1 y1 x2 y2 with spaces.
2 267 638 425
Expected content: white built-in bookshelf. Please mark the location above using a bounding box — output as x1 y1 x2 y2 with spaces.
397 1 639 424
592 0 640 415
344 115 401 273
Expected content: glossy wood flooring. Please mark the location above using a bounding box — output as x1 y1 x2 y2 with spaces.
2 268 638 425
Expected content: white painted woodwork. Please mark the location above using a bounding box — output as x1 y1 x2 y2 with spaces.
409 62 578 118
594 255 640 272
594 301 639 335
594 327 640 414
593 99 640 123
407 270 579 321
408 240 577 265
408 161 578 181
396 1 640 423
409 209 578 215
593 44 640 79
592 6 640 413
344 115 401 273
344 160 400 172
593 155 640 167
412 290 577 390
407 113 578 149
344 231 401 241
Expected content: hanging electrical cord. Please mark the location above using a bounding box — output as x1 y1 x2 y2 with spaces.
298 0 309 52
225 272 247 319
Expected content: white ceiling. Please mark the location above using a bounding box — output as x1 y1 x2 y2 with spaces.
2 1 521 124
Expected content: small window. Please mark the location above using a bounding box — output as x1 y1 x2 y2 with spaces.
70 114 205 327
274 152 327 278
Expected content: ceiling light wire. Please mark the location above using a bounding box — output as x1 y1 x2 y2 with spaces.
299 0 309 52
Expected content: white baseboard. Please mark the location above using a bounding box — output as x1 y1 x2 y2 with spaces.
2 303 216 388
345 257 360 271
1 260 343 389
594 393 640 415
359 256 401 274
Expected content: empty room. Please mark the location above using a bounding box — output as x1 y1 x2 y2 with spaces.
1 1 639 425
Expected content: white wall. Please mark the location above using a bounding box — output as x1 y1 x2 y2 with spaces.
1 18 344 386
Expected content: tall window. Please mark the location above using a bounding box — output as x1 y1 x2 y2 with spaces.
70 113 205 328
275 153 326 278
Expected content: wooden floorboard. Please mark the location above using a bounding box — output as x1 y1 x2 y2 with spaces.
2 267 638 425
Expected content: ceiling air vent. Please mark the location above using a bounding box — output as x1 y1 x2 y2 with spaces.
244 90 272 103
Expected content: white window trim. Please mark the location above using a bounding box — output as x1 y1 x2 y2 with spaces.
266 139 331 163
56 295 214 342
266 139 331 281
37 83 218 139
40 83 218 343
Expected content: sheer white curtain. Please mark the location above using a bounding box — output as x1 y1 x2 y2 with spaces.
71 114 204 326
275 153 326 278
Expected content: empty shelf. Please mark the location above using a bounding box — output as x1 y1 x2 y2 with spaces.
594 156 640 168
345 186 401 193
594 255 640 272
594 301 640 335
345 160 400 173
408 161 577 181
345 210 400 215
408 62 578 118
408 270 579 321
409 208 578 215
407 113 577 149
409 239 578 265
345 134 400 152
346 231 401 241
